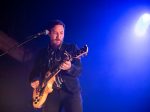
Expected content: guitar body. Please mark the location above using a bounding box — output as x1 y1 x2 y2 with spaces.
32 74 56 108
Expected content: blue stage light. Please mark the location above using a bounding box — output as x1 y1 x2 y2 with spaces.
134 13 150 37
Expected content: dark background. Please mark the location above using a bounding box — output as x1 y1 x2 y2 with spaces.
1 0 150 112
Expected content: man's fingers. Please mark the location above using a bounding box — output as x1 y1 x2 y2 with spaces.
60 61 71 70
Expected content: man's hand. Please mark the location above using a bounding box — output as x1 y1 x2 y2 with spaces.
31 80 39 89
60 61 71 70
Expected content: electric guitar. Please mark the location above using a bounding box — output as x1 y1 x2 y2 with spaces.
32 45 88 108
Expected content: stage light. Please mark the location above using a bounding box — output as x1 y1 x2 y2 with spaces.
134 13 150 37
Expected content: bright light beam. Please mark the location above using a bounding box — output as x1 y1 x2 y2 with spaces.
134 13 150 37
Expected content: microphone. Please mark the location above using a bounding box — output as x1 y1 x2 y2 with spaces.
37 30 49 36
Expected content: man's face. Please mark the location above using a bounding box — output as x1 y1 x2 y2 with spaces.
49 25 64 48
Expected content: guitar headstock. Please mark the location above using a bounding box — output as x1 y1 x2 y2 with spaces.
74 45 88 58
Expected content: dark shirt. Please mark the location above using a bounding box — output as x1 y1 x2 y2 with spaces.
29 43 82 93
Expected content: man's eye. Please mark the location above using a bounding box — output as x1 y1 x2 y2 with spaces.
53 32 57 34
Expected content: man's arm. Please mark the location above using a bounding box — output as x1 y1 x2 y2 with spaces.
66 58 82 77
61 44 82 77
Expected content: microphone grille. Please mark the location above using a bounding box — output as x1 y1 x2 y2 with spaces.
45 30 49 35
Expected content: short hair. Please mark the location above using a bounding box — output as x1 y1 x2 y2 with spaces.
47 19 65 31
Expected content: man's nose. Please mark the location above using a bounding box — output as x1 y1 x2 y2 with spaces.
56 33 61 39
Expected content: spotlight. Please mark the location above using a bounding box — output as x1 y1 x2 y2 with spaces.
134 13 150 37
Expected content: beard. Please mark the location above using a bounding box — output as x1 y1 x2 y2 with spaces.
50 39 63 49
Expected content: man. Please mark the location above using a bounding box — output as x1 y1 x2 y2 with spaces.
29 20 83 112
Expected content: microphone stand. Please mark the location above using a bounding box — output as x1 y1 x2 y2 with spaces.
0 33 42 57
